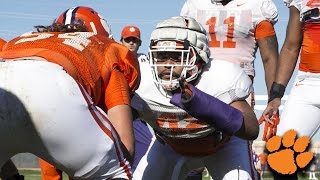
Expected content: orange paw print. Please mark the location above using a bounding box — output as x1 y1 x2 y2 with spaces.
266 129 314 175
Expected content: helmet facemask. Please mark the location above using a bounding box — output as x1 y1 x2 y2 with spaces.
149 41 200 91
148 16 210 93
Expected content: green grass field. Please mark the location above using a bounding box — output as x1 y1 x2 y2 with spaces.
19 169 319 180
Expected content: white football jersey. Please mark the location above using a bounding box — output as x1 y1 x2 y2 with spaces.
180 0 278 76
131 60 252 138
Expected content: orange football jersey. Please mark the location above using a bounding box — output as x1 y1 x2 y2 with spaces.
285 0 320 73
0 32 140 109
300 23 320 73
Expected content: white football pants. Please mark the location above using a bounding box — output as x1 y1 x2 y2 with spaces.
278 70 320 138
133 136 259 180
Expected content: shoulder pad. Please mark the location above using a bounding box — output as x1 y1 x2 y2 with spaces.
259 0 279 24
138 53 149 63
195 60 252 104
180 0 196 17
283 0 293 7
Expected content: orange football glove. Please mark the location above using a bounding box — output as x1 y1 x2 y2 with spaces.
258 113 280 141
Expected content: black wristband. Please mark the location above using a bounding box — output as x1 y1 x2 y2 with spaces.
268 82 286 103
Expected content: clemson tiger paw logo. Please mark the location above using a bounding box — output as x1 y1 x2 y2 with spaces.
266 129 314 175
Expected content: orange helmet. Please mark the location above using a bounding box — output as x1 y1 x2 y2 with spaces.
55 6 112 38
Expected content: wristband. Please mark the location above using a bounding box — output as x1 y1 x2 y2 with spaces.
268 82 286 103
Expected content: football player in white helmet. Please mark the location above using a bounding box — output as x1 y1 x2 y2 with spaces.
131 16 260 180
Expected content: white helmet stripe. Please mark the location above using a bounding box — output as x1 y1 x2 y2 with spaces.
64 7 77 25
89 22 98 34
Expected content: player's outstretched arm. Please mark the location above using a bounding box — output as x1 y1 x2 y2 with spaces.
108 105 135 161
105 69 135 163
170 82 259 140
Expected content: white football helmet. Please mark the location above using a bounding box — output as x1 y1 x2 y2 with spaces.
149 16 210 91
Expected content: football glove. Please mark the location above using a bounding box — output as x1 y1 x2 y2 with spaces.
258 113 280 141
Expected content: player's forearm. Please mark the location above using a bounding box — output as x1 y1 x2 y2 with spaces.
258 35 279 93
276 47 300 86
108 105 135 161
263 57 278 93
275 6 302 86
233 101 259 140
263 46 278 90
